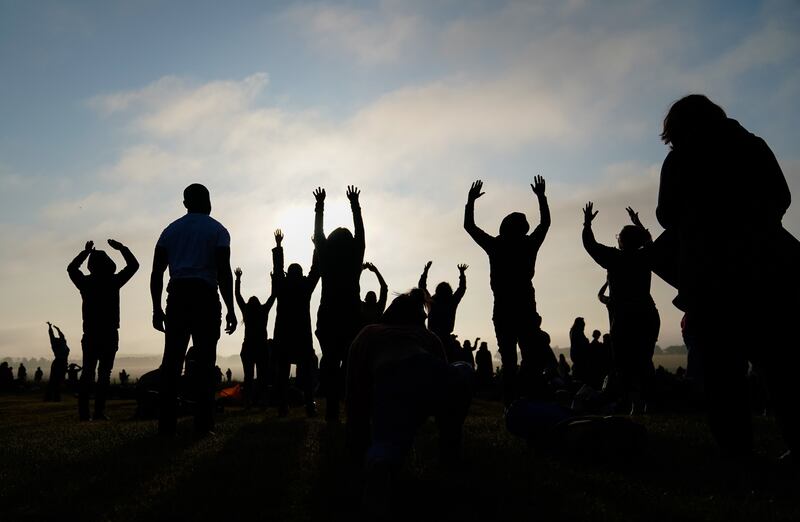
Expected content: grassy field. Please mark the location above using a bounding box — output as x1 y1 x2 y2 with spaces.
0 392 797 522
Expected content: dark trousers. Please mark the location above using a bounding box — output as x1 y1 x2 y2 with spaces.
317 321 360 420
241 341 267 406
610 304 660 404
159 280 221 434
368 356 474 467
274 346 315 411
44 359 67 402
493 302 539 406
691 304 799 456
79 329 119 419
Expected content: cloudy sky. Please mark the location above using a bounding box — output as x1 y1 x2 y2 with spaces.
1 0 799 360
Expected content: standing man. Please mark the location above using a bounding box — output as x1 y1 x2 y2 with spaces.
151 184 237 436
464 176 550 406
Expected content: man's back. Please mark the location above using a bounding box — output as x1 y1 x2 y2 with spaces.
158 213 229 284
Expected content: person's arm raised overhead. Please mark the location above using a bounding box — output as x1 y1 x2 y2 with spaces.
307 238 321 292
47 322 56 345
347 185 365 259
418 261 432 294
365 262 388 312
313 187 326 247
454 264 468 303
464 180 493 252
582 202 615 269
272 229 285 287
530 175 551 245
234 267 246 313
217 246 237 335
108 239 140 287
67 241 94 288
626 206 653 247
150 245 168 332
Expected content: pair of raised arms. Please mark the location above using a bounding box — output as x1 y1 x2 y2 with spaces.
313 185 360 204
583 204 643 228
467 175 546 202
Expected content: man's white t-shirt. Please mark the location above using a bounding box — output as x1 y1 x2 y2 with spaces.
157 213 230 287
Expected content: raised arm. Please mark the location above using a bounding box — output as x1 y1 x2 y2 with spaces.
418 261 431 294
47 322 56 345
234 267 246 312
150 245 169 332
530 175 551 243
107 239 139 286
217 246 237 335
464 180 494 252
313 187 326 246
307 242 321 292
67 241 94 288
364 262 388 312
347 186 365 258
582 202 616 269
454 264 468 303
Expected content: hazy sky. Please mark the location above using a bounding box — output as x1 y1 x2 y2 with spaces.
1 0 799 359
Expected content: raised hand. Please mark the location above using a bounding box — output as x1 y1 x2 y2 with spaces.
234 267 242 279
626 206 643 227
468 180 485 202
107 239 123 250
313 187 326 203
531 175 546 197
457 263 469 273
424 261 432 272
362 262 375 272
346 185 361 204
274 229 283 246
84 241 95 252
583 202 598 226
47 321 52 327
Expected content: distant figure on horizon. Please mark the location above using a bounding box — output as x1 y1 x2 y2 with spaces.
17 363 27 383
225 367 232 384
234 266 275 406
655 94 798 460
68 238 139 421
475 341 493 387
569 318 591 385
461 337 478 368
0 362 13 391
118 369 129 386
34 366 43 383
45 322 69 401
557 353 571 381
583 203 659 414
360 262 388 327
418 261 468 361
272 229 320 418
151 183 237 436
465 176 550 405
313 186 366 423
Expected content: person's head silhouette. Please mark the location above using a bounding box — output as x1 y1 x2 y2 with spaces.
87 250 116 277
364 290 377 306
183 183 211 214
286 263 304 282
617 225 651 251
592 329 601 341
661 94 726 149
434 281 453 299
499 212 530 237
382 289 427 327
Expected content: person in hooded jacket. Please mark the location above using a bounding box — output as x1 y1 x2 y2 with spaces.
68 239 139 420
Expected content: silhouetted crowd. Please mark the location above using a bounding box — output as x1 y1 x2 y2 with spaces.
12 95 798 506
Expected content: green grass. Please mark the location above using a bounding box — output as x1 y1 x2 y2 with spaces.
0 393 797 522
